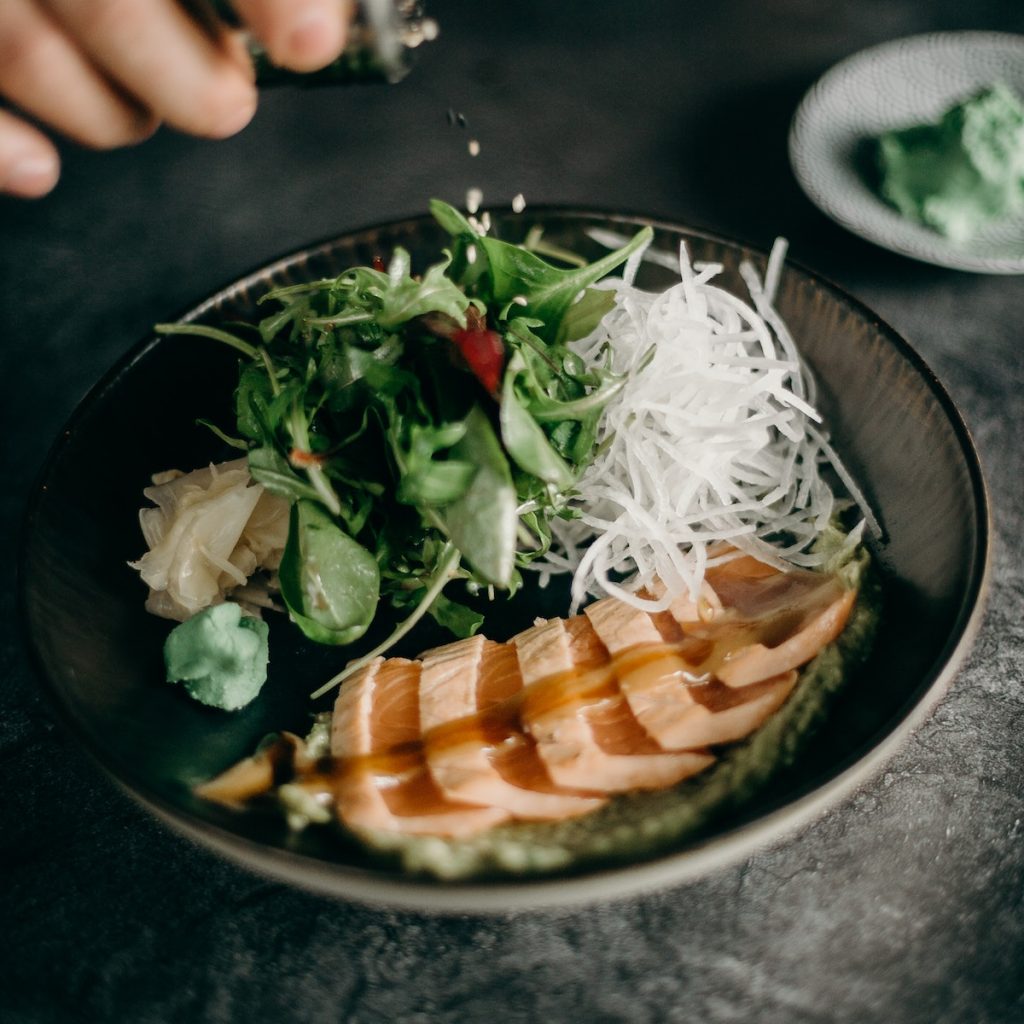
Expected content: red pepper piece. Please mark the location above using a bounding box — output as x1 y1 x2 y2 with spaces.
451 324 505 395
289 447 327 469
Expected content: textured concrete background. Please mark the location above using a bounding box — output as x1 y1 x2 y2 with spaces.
2 1 1023 1021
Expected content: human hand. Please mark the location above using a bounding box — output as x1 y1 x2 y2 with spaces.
0 1 353 198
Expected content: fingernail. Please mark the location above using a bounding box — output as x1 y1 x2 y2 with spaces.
5 154 58 197
287 9 334 61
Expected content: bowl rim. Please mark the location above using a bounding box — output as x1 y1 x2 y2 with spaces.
18 206 993 913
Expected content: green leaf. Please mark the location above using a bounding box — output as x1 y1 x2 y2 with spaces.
428 200 490 290
499 354 575 489
440 405 517 587
428 593 485 638
429 199 478 237
154 322 259 360
397 460 476 506
560 286 617 342
279 501 381 646
196 419 248 451
236 363 276 441
247 446 322 504
376 249 470 329
393 418 475 506
476 226 652 343
259 301 306 344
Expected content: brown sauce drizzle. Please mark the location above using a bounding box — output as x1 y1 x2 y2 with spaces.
199 569 848 808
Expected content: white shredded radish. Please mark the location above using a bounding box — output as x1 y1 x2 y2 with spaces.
533 236 876 614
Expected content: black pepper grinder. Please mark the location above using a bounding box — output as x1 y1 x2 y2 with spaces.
202 0 437 86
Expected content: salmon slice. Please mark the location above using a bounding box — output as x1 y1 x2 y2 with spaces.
419 636 605 820
583 598 802 752
649 578 722 626
584 596 716 751
717 588 856 688
331 657 508 837
652 671 799 748
703 556 832 623
514 616 713 792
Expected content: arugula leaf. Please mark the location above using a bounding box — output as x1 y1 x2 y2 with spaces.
499 353 575 489
477 227 651 343
397 460 476 506
195 419 248 451
429 199 477 237
427 593 485 638
279 500 381 646
376 249 470 329
247 447 324 504
559 286 617 342
440 405 517 587
236 363 276 441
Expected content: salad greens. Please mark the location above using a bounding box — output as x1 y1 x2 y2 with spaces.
157 201 651 692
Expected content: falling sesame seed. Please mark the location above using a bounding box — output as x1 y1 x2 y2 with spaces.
466 187 483 214
466 244 478 265
512 295 528 306
512 193 526 213
480 211 492 232
468 139 481 157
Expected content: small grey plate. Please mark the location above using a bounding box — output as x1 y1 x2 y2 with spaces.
789 31 1024 273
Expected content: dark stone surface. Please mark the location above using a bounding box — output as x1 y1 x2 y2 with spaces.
2 1 1022 1021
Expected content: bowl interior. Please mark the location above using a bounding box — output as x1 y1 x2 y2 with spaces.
21 210 988 908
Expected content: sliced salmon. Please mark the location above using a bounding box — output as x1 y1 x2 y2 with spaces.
331 656 508 837
703 555 832 622
514 616 713 792
204 546 861 842
717 588 856 688
584 596 715 747
650 578 722 626
418 635 605 819
583 597 810 752
195 732 307 806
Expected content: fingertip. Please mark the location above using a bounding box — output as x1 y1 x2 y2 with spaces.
3 151 60 198
0 110 60 197
277 7 347 73
206 88 258 139
183 57 258 139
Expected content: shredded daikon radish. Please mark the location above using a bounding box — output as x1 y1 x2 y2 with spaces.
535 236 876 614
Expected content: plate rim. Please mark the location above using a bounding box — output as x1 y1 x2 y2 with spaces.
18 206 993 912
788 29 1024 274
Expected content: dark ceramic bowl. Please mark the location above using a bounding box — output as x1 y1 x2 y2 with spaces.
20 210 990 912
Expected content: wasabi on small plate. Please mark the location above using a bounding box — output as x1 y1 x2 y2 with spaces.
789 31 1024 273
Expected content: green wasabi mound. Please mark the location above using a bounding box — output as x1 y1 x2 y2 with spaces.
337 540 880 881
876 82 1024 242
164 603 269 711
